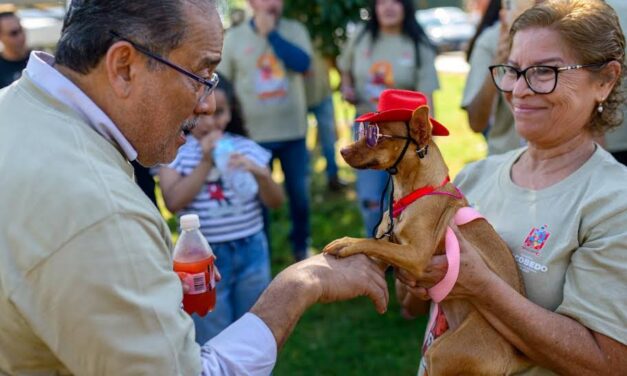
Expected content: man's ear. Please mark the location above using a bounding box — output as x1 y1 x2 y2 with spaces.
409 105 432 147
104 41 142 98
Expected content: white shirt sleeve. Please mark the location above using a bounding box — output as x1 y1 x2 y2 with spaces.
200 313 278 376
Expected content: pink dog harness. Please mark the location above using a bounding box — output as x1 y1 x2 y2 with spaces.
428 206 484 302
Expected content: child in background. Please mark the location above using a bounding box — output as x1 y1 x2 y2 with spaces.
159 75 284 344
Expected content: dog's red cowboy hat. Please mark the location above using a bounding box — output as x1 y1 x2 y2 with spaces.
355 89 449 136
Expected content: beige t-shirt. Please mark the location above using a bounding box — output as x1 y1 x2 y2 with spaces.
452 146 627 375
219 18 313 143
337 25 439 115
461 22 524 155
304 50 333 108
604 0 627 153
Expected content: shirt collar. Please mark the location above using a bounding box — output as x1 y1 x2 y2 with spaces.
25 51 138 161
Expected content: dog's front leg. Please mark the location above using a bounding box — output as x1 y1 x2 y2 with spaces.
323 238 428 277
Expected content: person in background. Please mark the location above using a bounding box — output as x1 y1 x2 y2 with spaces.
466 0 501 63
337 0 438 236
0 11 29 88
219 0 314 262
305 50 347 192
0 0 389 374
461 0 539 156
398 1 627 374
604 0 627 166
159 74 284 344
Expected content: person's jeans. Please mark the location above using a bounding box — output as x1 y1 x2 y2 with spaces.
356 169 389 236
192 231 271 344
259 138 311 259
308 95 339 179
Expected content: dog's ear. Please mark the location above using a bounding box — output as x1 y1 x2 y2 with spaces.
409 105 432 147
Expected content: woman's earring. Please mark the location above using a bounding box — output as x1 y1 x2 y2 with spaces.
597 101 604 113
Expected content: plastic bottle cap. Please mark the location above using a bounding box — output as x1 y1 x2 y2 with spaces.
180 214 200 230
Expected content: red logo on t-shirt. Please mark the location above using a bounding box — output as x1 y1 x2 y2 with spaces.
522 225 551 255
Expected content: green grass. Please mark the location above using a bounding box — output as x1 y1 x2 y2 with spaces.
160 71 486 375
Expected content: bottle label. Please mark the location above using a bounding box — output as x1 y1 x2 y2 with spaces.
183 272 207 295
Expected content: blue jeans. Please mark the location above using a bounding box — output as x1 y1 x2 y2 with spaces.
308 95 338 178
259 138 311 259
356 169 389 236
192 231 271 344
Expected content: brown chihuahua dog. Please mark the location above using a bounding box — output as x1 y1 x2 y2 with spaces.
324 90 528 375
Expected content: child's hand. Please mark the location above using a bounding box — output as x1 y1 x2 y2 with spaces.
199 130 223 163
228 153 264 177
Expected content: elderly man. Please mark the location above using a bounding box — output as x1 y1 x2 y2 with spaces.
0 1 388 375
0 11 29 88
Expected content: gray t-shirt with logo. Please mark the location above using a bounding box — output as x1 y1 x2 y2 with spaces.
451 146 627 375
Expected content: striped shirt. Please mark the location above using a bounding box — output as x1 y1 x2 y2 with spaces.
169 133 271 243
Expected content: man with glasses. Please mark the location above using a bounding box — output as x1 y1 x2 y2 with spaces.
0 11 29 89
0 1 387 375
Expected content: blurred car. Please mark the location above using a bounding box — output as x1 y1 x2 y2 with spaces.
17 6 64 51
416 7 476 53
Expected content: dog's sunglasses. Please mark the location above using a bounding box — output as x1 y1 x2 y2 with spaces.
355 122 411 148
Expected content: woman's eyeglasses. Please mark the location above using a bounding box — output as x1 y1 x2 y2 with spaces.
355 122 409 148
109 31 219 104
489 62 607 95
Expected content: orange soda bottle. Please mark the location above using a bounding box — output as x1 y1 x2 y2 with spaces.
173 214 216 316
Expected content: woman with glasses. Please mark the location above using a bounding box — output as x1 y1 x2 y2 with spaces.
337 0 438 237
399 1 627 374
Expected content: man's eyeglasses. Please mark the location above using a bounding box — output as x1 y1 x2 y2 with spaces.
109 31 218 104
489 62 607 94
355 122 409 148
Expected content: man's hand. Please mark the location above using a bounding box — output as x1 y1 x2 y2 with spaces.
255 11 277 37
251 253 389 349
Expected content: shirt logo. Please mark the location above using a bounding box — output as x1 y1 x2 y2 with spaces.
522 225 551 254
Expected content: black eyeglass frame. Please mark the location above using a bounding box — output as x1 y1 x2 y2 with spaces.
489 62 608 95
109 30 218 100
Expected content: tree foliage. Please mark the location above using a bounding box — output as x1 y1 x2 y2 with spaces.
283 0 369 59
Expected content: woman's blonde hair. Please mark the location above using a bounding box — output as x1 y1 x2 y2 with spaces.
510 0 626 134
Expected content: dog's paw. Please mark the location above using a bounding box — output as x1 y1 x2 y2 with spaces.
323 237 364 258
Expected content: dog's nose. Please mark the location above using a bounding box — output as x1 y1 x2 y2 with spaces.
340 147 350 158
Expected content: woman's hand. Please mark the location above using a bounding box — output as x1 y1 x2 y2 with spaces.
447 224 496 300
395 222 496 303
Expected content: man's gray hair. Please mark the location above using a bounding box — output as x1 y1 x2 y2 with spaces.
55 0 216 74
